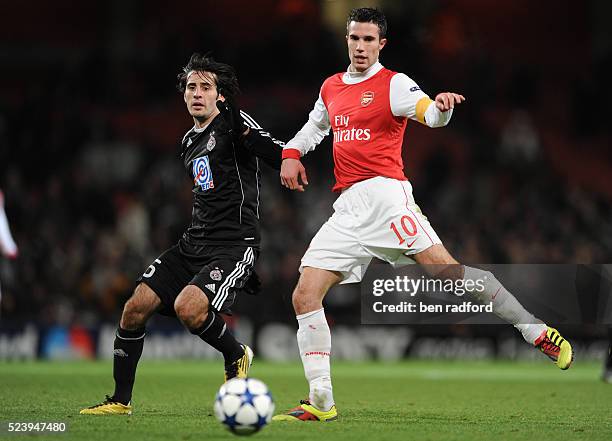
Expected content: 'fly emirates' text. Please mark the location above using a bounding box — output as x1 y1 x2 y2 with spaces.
334 115 371 142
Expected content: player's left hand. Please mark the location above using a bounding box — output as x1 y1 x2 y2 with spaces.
434 92 466 112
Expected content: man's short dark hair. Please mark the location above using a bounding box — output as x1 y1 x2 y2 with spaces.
346 7 387 39
177 53 240 99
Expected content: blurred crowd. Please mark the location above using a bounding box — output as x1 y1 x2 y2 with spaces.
0 1 610 327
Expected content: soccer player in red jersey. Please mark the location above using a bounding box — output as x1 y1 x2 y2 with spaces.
274 8 573 422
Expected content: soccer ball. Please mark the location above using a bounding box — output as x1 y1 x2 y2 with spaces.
214 378 275 435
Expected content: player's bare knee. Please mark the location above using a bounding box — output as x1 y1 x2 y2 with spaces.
174 287 208 329
292 283 319 315
177 306 207 329
173 296 191 323
120 283 159 329
120 298 147 330
292 269 338 314
292 286 306 313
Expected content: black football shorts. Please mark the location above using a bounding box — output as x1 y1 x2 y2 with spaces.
137 243 259 316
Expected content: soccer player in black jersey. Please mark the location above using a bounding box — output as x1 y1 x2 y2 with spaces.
81 53 283 415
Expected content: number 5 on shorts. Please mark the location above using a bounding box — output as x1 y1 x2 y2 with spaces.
143 258 162 278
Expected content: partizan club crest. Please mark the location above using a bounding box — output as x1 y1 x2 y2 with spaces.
210 268 223 281
192 156 214 191
206 134 216 150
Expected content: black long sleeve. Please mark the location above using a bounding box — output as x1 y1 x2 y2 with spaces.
240 111 284 170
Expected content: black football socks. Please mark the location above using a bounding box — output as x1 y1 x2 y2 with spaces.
607 328 612 369
112 327 146 405
191 312 243 365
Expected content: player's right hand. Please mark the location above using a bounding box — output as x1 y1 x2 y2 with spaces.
280 158 308 192
216 98 248 141
434 92 466 112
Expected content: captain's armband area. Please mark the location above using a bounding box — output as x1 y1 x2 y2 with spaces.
415 97 433 124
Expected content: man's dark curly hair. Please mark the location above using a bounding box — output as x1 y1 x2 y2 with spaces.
346 7 387 39
176 52 240 99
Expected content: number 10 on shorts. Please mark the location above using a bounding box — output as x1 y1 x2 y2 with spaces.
390 215 418 246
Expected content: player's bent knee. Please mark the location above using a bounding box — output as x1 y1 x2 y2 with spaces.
173 297 191 321
291 268 340 315
292 284 322 315
174 287 208 329
120 283 160 329
121 300 148 330
292 267 342 315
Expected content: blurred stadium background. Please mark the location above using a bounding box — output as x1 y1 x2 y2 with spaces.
0 0 610 363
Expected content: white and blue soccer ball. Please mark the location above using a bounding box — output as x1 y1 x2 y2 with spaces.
214 378 275 435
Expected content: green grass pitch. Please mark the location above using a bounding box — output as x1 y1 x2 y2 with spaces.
1 360 610 440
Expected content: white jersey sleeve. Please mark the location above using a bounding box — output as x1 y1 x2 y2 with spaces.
284 93 331 157
390 73 453 128
0 191 17 258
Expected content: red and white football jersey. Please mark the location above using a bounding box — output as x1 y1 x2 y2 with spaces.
320 68 407 191
283 62 452 192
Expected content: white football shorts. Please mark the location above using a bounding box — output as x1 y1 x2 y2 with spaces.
300 176 442 284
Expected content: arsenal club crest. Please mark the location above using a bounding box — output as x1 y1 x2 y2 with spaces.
360 91 375 107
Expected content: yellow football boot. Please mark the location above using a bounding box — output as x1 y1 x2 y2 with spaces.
273 400 338 422
535 327 574 370
80 395 132 415
224 345 253 382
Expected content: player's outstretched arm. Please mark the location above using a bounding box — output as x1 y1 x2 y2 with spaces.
417 91 466 128
217 100 286 170
434 92 466 112
389 74 465 128
280 158 308 192
242 130 284 170
239 109 286 170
